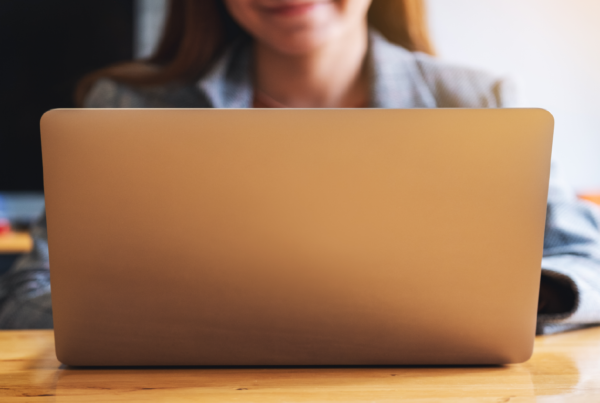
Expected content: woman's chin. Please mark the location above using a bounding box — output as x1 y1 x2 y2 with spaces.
258 29 339 56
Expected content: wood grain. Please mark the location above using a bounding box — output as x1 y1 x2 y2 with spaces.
2 327 600 402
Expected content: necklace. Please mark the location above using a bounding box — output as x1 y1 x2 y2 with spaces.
253 88 368 108
254 89 288 108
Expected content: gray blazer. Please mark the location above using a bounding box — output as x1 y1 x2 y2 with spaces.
2 31 599 334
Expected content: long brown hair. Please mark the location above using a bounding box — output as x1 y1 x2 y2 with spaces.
75 0 434 106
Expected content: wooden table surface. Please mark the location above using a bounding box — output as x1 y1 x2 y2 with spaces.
0 232 33 254
2 328 600 402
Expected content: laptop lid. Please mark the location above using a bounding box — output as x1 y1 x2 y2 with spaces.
41 108 553 366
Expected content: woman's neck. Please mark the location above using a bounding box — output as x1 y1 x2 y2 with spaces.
253 24 369 108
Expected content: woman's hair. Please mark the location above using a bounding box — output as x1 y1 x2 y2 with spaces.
75 0 434 106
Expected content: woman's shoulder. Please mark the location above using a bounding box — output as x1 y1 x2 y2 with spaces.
370 31 522 108
410 51 520 108
83 78 210 108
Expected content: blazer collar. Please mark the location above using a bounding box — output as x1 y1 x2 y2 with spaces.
367 31 437 108
197 30 436 109
197 39 254 108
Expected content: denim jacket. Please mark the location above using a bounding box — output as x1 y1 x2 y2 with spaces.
2 31 599 334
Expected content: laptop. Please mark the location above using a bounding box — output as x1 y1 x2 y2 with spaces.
41 108 553 366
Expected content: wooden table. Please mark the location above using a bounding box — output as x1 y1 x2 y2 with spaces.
2 328 600 402
0 232 33 275
0 232 32 254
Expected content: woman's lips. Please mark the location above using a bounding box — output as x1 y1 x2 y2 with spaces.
262 2 325 17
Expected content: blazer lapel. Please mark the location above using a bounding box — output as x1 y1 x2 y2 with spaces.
197 39 254 109
368 31 437 109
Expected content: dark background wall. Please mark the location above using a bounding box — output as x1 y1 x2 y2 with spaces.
0 0 134 191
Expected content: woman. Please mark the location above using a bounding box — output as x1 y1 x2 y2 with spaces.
1 0 599 334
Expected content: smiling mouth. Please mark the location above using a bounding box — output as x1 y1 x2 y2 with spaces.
262 1 328 17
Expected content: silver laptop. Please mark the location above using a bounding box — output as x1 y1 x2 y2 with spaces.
41 108 553 366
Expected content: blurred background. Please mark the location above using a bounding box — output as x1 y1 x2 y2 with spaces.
0 0 599 262
429 0 600 194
